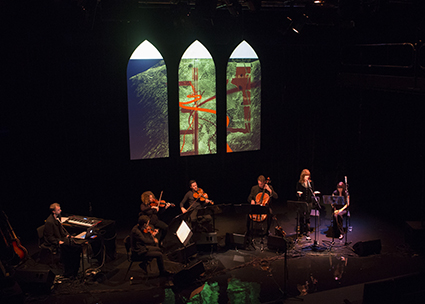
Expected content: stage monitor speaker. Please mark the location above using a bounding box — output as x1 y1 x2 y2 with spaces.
172 260 205 289
353 239 381 256
13 268 55 294
225 233 246 249
267 235 288 252
167 242 197 264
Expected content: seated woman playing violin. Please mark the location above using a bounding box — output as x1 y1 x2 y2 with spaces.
140 191 169 245
180 180 214 232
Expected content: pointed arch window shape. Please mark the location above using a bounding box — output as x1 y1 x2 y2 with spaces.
179 40 217 156
127 40 169 160
226 41 261 153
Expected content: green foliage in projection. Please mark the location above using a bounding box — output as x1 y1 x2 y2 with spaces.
179 58 217 155
226 59 261 152
129 61 168 158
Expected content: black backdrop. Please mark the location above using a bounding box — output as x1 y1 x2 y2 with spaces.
1 1 424 241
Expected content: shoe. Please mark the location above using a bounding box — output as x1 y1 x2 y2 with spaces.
339 234 344 240
306 235 311 241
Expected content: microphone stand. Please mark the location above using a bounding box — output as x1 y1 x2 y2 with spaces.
307 181 321 250
344 176 352 246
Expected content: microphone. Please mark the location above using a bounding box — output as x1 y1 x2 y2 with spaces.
344 176 348 185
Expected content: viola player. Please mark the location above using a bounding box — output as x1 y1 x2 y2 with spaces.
179 180 213 232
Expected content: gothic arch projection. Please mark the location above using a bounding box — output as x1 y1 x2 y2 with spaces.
179 40 217 156
127 40 169 160
226 41 261 153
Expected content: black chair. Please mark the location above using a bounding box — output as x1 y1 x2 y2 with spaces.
36 225 56 265
123 235 152 280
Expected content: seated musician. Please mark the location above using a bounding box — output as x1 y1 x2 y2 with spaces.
130 215 171 277
332 182 350 240
247 175 278 235
139 191 169 245
180 180 213 232
43 203 82 279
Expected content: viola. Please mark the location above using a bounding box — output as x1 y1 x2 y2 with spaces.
143 225 158 236
193 188 214 205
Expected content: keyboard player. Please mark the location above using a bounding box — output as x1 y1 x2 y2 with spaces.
43 203 82 279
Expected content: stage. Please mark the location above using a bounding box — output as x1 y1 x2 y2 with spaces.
3 201 425 304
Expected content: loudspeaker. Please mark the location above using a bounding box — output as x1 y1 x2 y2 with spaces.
167 242 197 264
13 268 55 294
172 260 205 289
225 233 246 249
193 232 217 245
353 239 381 256
267 235 288 252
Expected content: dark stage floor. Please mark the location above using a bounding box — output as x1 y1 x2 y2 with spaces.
3 203 425 304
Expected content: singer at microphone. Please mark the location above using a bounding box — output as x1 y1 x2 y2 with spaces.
296 169 317 240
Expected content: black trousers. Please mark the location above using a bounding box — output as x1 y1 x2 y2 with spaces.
60 241 82 277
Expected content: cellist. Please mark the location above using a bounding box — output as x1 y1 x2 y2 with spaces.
247 175 278 235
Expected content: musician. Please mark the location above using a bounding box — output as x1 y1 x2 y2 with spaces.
332 182 350 240
247 175 278 234
296 169 319 240
130 215 171 277
140 191 169 245
44 203 82 278
180 180 213 232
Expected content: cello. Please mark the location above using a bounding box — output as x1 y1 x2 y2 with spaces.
250 177 271 222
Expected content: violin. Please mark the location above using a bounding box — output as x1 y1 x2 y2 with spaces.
150 199 175 208
193 188 214 205
250 177 271 222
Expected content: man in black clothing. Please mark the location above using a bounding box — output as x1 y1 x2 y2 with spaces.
130 215 170 277
247 175 278 235
43 203 82 278
180 180 213 232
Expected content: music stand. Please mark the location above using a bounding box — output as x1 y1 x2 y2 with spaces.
176 220 193 266
234 204 269 251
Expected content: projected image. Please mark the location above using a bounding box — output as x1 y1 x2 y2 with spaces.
127 40 169 160
226 41 261 153
179 40 217 156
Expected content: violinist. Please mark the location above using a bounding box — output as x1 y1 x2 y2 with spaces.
296 169 319 240
130 215 171 277
180 180 213 232
139 191 168 245
247 175 278 234
332 182 350 240
43 203 82 279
